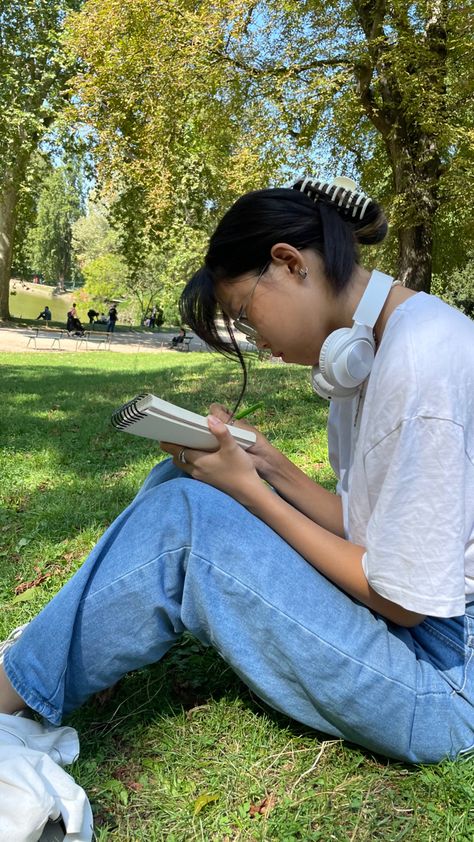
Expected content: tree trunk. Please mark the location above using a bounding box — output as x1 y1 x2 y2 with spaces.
397 222 434 291
352 0 447 294
387 146 440 291
0 172 20 320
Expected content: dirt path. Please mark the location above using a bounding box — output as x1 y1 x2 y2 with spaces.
0 325 186 355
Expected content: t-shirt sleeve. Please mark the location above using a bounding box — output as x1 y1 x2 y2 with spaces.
361 416 466 617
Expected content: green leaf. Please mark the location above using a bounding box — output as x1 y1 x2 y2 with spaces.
12 588 38 604
193 792 219 816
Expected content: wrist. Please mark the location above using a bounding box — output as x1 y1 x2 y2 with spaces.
235 472 270 510
260 446 293 485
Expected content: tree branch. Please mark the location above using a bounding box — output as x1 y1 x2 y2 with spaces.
209 49 351 79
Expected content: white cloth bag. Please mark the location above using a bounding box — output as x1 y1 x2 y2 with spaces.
0 715 93 842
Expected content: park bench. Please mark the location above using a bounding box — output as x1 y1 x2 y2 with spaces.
26 327 102 351
76 330 111 350
26 327 77 350
176 334 194 351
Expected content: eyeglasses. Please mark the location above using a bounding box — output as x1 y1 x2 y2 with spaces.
232 262 270 343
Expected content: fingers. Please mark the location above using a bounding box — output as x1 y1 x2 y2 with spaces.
209 403 232 422
159 442 192 470
207 415 235 449
159 441 178 457
160 420 236 473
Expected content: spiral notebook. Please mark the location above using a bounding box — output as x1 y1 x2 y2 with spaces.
111 394 257 450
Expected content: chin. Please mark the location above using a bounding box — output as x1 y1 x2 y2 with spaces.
285 356 310 367
291 352 316 366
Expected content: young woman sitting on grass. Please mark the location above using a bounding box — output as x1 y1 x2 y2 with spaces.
1 176 473 841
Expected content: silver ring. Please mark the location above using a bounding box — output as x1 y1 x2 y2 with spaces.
178 448 187 464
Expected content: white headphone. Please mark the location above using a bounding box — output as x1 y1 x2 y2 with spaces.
311 270 394 400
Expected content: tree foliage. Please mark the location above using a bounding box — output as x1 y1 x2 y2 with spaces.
432 256 474 317
0 0 83 318
65 0 294 316
66 0 473 299
72 199 117 263
223 0 474 288
81 252 126 301
66 1 284 223
73 195 162 320
11 153 52 280
26 162 84 285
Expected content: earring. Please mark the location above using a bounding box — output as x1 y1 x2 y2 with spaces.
298 267 308 279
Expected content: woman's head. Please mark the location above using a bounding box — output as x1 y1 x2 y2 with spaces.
179 179 387 403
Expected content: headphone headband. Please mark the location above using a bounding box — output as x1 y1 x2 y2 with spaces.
353 270 393 328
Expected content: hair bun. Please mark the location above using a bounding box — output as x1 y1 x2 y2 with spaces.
292 175 388 245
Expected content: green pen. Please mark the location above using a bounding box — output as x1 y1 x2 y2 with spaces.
233 401 265 421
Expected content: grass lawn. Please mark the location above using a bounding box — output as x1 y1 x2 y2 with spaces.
1 350 473 841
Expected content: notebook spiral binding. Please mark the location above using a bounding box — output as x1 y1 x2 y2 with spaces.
111 394 149 430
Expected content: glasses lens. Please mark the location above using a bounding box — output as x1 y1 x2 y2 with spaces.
233 319 259 344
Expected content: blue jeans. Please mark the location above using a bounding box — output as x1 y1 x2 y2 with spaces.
5 460 474 763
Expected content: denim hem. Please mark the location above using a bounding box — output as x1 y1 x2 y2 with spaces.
3 649 62 725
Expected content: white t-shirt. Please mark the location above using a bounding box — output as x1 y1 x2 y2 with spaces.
328 293 474 617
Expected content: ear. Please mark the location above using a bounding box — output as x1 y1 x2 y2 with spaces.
270 243 306 277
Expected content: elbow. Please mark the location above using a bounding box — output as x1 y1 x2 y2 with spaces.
395 611 426 628
368 587 426 627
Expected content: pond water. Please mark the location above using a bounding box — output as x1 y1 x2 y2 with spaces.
9 286 72 322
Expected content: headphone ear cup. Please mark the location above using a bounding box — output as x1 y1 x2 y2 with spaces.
319 326 375 390
319 328 352 384
311 366 359 400
313 269 394 400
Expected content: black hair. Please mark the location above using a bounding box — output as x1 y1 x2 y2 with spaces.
179 184 387 412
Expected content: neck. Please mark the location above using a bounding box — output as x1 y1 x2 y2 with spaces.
373 278 417 346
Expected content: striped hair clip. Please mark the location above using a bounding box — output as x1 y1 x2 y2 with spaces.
294 175 372 221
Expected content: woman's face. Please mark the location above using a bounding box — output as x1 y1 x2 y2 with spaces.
216 247 340 366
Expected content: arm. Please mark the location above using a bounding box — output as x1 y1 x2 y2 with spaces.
239 479 425 628
162 417 425 628
254 444 346 537
209 403 345 537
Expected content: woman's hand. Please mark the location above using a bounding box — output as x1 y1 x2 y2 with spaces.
160 415 262 506
209 403 286 483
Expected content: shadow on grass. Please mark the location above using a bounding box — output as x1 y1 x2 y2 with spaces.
1 355 329 536
69 636 394 778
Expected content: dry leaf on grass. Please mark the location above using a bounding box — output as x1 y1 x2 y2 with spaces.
249 793 277 817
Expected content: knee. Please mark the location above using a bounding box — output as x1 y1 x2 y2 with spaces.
137 474 241 529
136 458 186 497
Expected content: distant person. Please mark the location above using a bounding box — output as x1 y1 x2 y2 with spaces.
66 303 84 335
107 305 118 333
87 308 99 325
36 306 51 322
97 312 108 324
66 304 77 332
170 327 186 347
